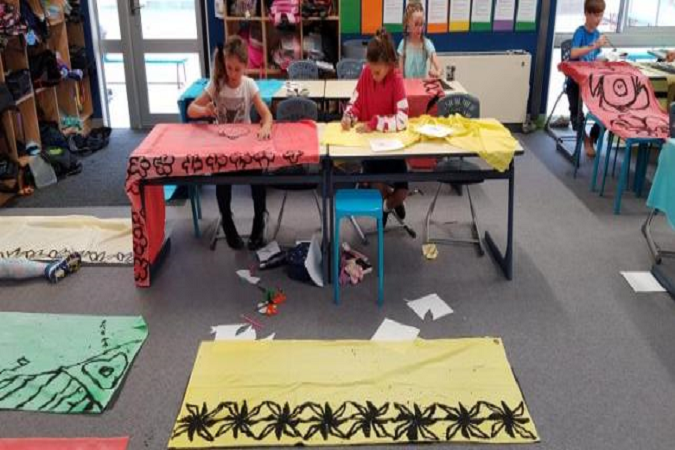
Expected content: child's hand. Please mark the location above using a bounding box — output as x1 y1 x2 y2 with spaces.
595 36 608 49
428 67 440 78
204 102 217 118
341 117 352 131
356 124 372 133
257 122 272 140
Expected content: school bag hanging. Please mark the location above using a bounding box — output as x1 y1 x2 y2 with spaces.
0 3 27 38
231 0 258 17
272 32 301 71
269 0 299 28
301 0 332 18
19 0 49 44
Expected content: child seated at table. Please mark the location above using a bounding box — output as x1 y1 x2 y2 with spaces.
398 0 441 79
188 36 273 251
567 0 608 158
341 28 409 226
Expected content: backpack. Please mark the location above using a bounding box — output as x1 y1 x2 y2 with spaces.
272 32 301 70
69 45 89 72
286 242 311 283
270 0 299 28
20 0 48 44
301 0 332 18
0 83 18 115
29 50 62 87
41 146 82 178
0 3 27 37
231 0 258 17
5 69 32 100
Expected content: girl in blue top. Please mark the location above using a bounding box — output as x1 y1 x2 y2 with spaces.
397 0 440 79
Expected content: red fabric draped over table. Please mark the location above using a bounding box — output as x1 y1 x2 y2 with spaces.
125 122 320 287
404 78 447 170
558 61 669 140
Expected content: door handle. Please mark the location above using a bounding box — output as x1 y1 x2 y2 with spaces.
129 0 144 16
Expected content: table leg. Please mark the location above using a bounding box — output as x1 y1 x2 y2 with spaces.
328 160 335 285
321 158 330 285
485 161 514 280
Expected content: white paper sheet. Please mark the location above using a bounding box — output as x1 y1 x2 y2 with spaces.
471 0 493 23
621 272 666 293
370 139 405 153
450 0 471 22
236 269 260 285
211 324 257 341
406 294 454 321
428 0 450 24
256 241 281 263
305 233 324 287
494 0 516 21
516 0 537 23
383 0 405 24
371 318 420 341
416 124 454 138
261 333 276 340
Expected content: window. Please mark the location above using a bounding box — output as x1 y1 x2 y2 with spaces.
626 0 675 27
555 0 622 33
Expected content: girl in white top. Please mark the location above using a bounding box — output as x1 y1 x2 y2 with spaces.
397 0 441 79
188 36 273 251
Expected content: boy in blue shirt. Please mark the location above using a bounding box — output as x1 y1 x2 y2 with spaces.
566 0 608 158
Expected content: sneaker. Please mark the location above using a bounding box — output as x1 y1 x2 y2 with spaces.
248 215 266 251
46 252 82 283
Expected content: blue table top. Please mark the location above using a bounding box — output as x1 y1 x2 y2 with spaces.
647 138 675 230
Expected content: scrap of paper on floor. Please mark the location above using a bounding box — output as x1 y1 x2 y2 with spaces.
406 293 454 321
211 324 257 340
371 318 420 341
621 271 666 293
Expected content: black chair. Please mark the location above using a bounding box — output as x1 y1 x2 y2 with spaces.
270 97 322 241
544 39 573 131
425 93 485 255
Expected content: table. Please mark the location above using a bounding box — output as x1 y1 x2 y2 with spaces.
326 135 524 280
322 79 466 100
272 80 326 99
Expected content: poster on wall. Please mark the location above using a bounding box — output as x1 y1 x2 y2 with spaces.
516 0 538 31
383 0 405 32
449 0 471 32
362 0 384 34
471 0 493 31
427 0 450 33
494 0 516 31
341 0 361 33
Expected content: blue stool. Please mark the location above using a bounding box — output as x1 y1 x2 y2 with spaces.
333 189 384 307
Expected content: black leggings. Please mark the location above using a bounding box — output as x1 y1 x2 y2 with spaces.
216 184 266 220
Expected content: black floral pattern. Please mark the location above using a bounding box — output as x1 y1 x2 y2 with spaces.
205 154 229 173
152 155 176 177
171 399 537 444
283 149 304 165
181 155 204 174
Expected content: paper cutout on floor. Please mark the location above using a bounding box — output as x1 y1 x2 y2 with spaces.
305 233 324 287
371 318 420 341
621 271 666 293
0 313 147 414
211 324 257 341
256 241 281 263
369 138 405 153
406 293 454 321
169 339 539 447
261 333 276 341
236 269 260 285
0 437 129 450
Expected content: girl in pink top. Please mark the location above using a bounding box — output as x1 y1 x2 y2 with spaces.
341 28 410 224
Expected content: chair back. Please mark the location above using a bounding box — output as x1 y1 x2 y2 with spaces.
276 97 318 122
436 93 480 119
287 60 319 80
336 59 364 79
561 39 572 62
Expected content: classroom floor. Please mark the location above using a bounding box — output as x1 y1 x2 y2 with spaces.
1 131 675 449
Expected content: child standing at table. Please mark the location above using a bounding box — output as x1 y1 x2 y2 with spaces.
398 0 441 79
567 0 608 158
342 28 409 225
188 36 273 251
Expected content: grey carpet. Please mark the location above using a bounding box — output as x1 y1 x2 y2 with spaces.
1 132 675 450
7 129 148 208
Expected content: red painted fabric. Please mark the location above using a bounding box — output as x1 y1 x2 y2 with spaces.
0 437 128 450
405 78 447 170
559 61 669 140
126 122 320 287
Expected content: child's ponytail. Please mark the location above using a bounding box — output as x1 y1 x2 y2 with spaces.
366 27 398 66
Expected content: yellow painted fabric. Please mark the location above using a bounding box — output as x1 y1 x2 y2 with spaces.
409 115 518 172
169 339 538 448
319 122 420 148
0 215 132 265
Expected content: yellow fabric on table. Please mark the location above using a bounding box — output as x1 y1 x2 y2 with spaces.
169 338 538 448
319 122 420 148
409 115 518 172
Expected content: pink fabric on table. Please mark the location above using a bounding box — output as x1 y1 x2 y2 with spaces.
559 61 669 140
0 437 128 450
125 122 320 287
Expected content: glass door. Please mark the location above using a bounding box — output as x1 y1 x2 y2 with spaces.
93 0 205 128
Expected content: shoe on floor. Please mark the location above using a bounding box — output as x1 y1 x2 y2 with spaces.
46 252 82 283
394 202 406 221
